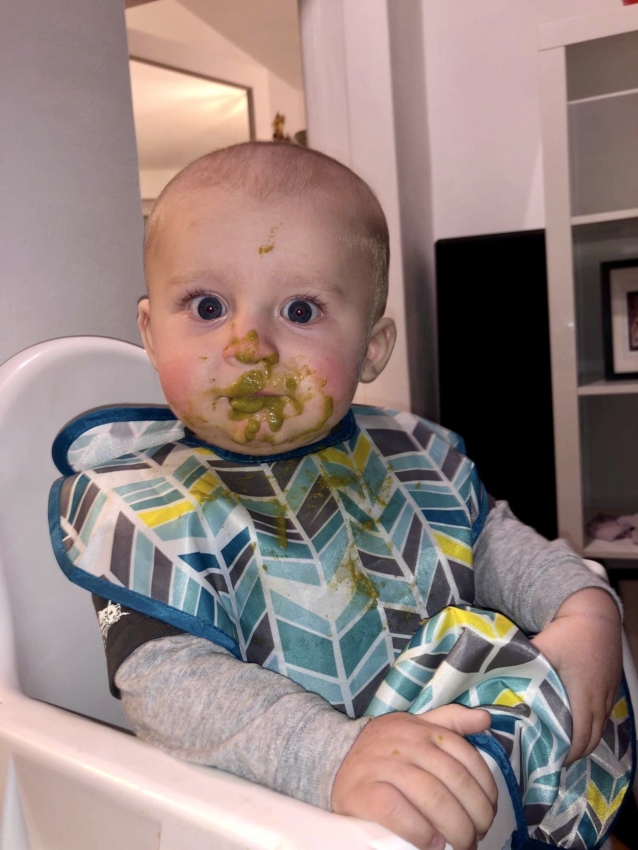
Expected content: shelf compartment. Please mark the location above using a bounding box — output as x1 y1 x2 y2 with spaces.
568 90 638 218
567 29 638 101
580 395 638 560
573 216 638 380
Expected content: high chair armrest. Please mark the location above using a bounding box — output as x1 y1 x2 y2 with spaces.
0 686 417 850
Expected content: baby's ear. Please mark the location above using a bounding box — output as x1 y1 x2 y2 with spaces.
360 316 396 383
137 296 158 371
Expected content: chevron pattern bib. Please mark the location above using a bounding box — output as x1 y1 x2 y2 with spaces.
49 405 634 848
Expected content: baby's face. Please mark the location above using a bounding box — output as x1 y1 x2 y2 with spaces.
140 187 388 454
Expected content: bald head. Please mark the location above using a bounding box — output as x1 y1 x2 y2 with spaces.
144 141 390 321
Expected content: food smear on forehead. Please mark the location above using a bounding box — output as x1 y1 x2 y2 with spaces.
258 224 279 257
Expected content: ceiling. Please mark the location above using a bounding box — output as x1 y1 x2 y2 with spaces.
180 0 303 89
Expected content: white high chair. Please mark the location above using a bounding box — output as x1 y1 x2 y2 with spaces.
0 336 627 850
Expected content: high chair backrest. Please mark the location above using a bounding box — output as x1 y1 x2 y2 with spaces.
0 337 164 727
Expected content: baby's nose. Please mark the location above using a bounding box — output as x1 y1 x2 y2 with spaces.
223 329 279 367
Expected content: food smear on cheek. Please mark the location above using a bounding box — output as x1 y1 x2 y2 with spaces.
210 330 333 444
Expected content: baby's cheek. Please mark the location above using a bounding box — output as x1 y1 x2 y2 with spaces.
156 357 202 414
318 354 360 402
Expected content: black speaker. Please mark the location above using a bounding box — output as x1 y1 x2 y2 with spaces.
436 230 557 540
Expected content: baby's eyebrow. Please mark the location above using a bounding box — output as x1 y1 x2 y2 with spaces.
166 272 225 290
280 275 346 300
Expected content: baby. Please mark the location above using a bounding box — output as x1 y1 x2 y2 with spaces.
50 142 627 850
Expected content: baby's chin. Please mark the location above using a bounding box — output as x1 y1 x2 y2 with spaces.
177 395 337 456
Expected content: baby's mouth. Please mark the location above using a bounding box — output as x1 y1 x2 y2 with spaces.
228 393 287 414
208 362 319 442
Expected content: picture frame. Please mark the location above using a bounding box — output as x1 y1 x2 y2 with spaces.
601 258 638 380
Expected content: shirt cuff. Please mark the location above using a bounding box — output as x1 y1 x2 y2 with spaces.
274 703 370 810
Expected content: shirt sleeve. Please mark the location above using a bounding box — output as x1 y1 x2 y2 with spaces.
473 500 622 633
92 595 368 809
114 633 369 810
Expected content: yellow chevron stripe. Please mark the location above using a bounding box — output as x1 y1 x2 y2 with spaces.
319 447 356 470
612 697 628 721
493 612 517 639
587 780 624 822
493 689 525 708
193 446 216 457
190 472 222 505
435 607 497 641
433 532 473 567
352 434 371 471
140 500 194 528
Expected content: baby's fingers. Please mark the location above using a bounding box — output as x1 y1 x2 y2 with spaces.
422 713 498 810
396 765 481 850
358 781 444 850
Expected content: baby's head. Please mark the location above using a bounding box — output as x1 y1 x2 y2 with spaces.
138 141 396 455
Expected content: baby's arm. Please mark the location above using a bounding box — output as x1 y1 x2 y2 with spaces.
98 598 496 850
473 501 623 762
473 500 620 633
96 597 365 808
531 588 621 763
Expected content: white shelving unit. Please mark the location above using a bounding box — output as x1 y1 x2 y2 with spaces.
539 6 638 563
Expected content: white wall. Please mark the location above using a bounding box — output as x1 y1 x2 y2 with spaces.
422 0 620 240
0 0 144 364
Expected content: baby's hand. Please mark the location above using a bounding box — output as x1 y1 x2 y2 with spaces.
531 588 622 764
331 705 498 850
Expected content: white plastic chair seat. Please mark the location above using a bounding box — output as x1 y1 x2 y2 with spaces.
10 336 634 849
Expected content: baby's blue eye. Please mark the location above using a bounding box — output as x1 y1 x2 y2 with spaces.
283 299 320 324
191 295 226 321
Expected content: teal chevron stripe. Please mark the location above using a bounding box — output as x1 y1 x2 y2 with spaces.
277 620 338 677
282 457 319 511
285 667 344 704
340 606 384 676
182 577 200 614
79 491 106 544
361 451 388 497
312 511 344 555
239 576 266 633
199 496 237 535
257 535 312 560
378 489 406 534
271 591 332 637
172 455 205 483
235 560 261 614
388 454 437 472
338 492 370 525
133 489 184 512
261 557 322 585
390 501 413 550
315 526 349 581
154 511 206 542
170 566 188 608
349 638 392 694
131 531 153 593
376 577 418 606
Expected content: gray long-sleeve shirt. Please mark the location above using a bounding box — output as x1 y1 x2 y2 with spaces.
110 501 619 810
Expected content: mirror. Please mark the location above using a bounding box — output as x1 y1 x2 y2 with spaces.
129 57 254 207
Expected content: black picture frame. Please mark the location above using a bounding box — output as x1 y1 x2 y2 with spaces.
601 258 638 380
